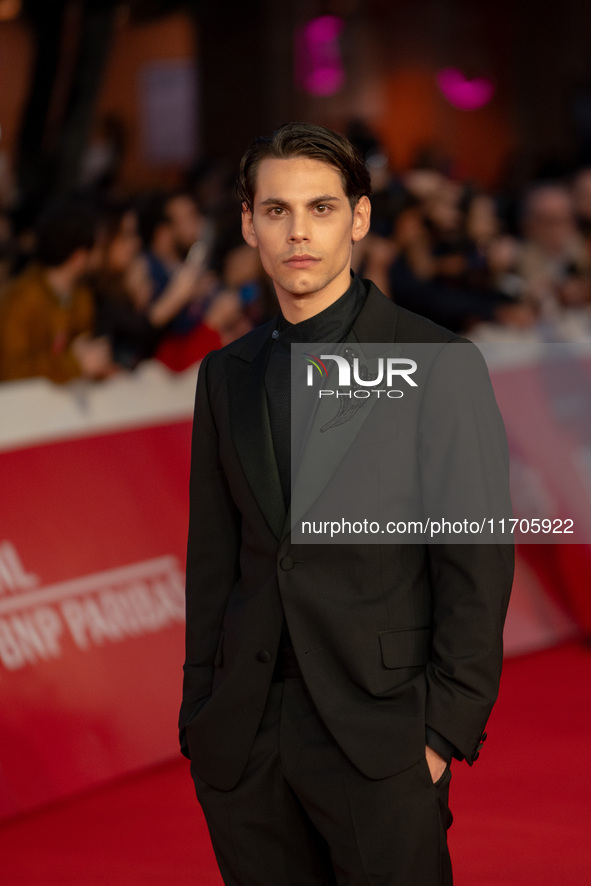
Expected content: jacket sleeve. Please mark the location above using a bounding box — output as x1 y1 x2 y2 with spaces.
419 342 514 763
179 351 241 758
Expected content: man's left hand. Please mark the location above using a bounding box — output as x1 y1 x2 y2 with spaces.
425 745 447 783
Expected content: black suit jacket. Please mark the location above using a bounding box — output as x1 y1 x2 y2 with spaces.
179 281 514 790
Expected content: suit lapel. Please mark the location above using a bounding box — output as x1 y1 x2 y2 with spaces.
227 331 286 541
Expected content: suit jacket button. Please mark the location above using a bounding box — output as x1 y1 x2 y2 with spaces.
280 556 294 571
481 732 488 742
473 750 480 762
256 650 272 663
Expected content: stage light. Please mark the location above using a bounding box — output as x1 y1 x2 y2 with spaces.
294 16 345 97
436 67 495 111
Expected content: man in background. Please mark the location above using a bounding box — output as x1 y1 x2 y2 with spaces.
0 200 113 384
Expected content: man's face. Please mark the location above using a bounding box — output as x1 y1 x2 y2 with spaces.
165 195 203 257
242 157 370 314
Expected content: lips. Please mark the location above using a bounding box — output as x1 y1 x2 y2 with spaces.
284 254 320 269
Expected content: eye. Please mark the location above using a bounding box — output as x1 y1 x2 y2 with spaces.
268 206 285 216
314 204 330 214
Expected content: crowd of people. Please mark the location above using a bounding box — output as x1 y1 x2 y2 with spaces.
1 134 591 385
356 154 591 342
0 179 271 383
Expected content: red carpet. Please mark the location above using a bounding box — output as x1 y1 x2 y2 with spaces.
1 642 589 885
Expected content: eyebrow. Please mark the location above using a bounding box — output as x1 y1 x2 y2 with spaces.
258 194 342 208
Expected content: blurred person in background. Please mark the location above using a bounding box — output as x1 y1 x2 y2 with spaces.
136 192 181 305
89 199 158 370
519 184 591 323
0 199 114 384
152 203 255 372
165 190 209 264
462 193 538 332
188 157 239 229
135 190 218 334
90 199 219 371
209 219 277 327
147 188 228 368
360 182 518 334
571 166 591 241
353 144 540 337
462 192 501 288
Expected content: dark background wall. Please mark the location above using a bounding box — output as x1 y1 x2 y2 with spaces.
1 0 591 197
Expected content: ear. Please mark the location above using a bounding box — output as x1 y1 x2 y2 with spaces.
351 195 371 244
241 204 258 248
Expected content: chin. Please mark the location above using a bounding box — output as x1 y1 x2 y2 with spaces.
281 278 319 297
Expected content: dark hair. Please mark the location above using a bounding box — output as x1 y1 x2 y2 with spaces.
237 122 372 212
135 192 169 250
96 198 134 242
35 199 98 267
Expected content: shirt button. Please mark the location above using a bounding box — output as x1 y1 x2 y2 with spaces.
280 556 294 571
256 650 272 663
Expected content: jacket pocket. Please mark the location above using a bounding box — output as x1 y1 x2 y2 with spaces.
379 627 431 668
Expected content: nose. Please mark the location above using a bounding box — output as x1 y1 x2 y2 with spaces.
287 209 310 243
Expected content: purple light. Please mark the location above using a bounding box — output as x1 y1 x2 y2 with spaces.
307 16 342 43
295 16 345 97
436 68 495 111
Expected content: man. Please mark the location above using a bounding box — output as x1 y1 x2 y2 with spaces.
179 123 513 885
519 183 590 316
0 200 113 383
165 190 207 263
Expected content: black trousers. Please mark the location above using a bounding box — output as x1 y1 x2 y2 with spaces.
191 678 453 886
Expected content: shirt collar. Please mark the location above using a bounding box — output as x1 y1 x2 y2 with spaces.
273 273 367 345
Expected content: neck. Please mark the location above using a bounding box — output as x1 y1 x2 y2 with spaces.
276 265 352 324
